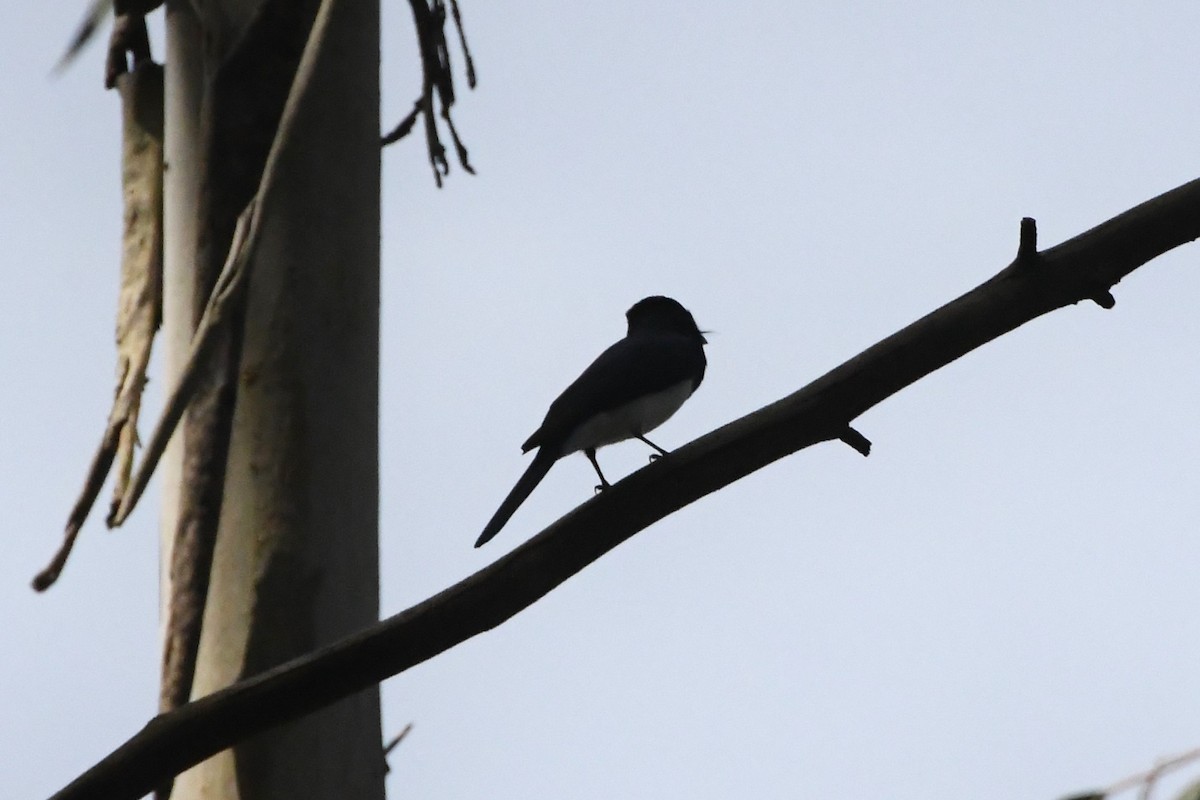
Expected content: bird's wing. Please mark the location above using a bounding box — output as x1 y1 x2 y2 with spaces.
523 333 706 452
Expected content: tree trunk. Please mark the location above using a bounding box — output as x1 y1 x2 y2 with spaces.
161 2 383 798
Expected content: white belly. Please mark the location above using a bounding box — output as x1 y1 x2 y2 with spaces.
560 380 695 455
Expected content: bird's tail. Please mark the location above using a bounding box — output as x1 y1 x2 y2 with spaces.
475 449 557 547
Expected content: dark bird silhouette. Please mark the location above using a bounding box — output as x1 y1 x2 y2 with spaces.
476 296 707 547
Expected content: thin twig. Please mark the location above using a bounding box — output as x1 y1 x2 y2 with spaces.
381 102 421 146
382 723 414 773
383 0 475 182
33 390 130 589
383 723 413 756
441 101 474 175
1099 747 1200 798
33 504 89 592
448 0 475 88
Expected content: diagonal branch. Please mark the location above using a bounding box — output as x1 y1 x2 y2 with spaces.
106 202 258 528
49 176 1200 800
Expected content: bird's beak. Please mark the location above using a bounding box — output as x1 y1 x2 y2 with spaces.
699 329 711 344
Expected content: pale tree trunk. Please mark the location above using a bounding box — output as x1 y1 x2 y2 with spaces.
160 2 383 798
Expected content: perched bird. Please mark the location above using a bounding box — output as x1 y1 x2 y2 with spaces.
476 296 708 547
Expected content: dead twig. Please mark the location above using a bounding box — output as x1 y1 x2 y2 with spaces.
383 0 476 186
1061 746 1200 800
383 723 414 773
448 0 475 88
1106 747 1200 799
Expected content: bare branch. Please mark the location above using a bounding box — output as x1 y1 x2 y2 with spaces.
1101 746 1200 798
448 0 475 88
383 0 476 181
381 102 421 146
49 177 1200 800
837 426 871 457
1061 745 1200 800
383 723 414 756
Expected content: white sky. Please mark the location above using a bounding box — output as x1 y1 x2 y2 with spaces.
3 2 1200 798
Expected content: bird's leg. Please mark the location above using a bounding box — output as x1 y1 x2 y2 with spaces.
585 448 611 493
636 435 670 461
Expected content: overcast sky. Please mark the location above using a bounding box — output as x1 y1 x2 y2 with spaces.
4 2 1200 798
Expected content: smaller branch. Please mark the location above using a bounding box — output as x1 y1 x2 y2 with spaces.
1017 217 1039 263
1059 746 1200 800
440 102 475 175
108 200 259 526
1100 746 1200 799
381 101 421 146
1090 289 1117 309
383 723 413 756
837 426 871 457
448 0 475 88
33 499 91 591
33 386 141 589
34 357 137 589
384 0 475 181
382 723 414 773
420 73 448 186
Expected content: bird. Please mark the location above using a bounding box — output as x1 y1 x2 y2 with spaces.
475 296 708 548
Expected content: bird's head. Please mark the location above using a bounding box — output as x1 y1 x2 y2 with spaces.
625 296 707 344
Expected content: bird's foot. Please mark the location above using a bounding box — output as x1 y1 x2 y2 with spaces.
636 434 670 461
